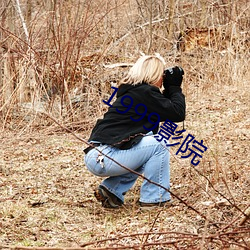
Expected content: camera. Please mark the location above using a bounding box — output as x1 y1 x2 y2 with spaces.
163 66 184 87
163 66 184 76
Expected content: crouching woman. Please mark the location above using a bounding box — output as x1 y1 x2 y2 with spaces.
84 54 185 209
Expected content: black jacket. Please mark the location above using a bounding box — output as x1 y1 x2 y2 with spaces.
88 83 185 149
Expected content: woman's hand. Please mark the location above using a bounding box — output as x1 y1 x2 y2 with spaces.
163 66 184 88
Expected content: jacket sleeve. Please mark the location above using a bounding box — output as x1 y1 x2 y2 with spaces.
145 86 186 122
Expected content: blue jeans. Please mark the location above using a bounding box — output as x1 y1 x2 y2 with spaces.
84 134 170 203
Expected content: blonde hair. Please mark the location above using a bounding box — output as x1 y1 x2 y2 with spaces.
121 54 165 85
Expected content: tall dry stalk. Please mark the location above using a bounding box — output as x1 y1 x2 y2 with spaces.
14 0 29 45
200 0 207 27
147 0 153 54
25 0 32 30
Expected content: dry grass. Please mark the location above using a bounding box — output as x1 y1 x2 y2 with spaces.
0 79 249 249
0 0 249 249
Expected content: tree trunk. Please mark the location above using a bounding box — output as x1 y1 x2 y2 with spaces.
0 0 15 112
168 0 175 42
13 0 38 104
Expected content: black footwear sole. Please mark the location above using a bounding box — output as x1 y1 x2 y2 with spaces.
94 186 122 209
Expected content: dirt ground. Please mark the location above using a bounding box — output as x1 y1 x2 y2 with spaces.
0 82 249 249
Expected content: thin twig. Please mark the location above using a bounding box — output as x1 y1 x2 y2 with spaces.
141 210 162 249
239 207 250 226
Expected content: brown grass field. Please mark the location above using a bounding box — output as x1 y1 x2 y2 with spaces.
0 0 249 249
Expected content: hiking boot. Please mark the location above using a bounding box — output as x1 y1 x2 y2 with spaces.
94 186 123 209
139 200 172 210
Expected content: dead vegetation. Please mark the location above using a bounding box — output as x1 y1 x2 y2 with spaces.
0 0 249 249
